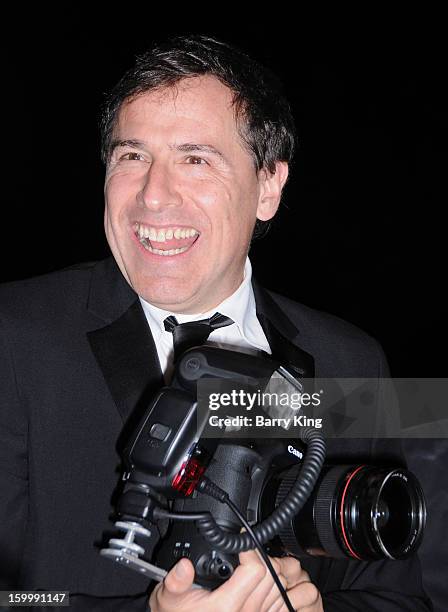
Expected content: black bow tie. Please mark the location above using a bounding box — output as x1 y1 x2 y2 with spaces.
164 312 234 361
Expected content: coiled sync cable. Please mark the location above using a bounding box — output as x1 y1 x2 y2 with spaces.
155 427 326 612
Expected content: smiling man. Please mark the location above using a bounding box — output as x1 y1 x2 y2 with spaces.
104 75 285 314
0 35 431 611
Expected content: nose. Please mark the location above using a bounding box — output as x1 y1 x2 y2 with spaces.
137 160 181 211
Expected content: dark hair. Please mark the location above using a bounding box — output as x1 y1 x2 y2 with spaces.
100 34 296 238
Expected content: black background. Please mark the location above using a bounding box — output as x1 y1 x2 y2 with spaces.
4 8 446 376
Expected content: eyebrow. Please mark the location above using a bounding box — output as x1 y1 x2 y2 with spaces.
109 139 147 154
109 139 227 163
170 143 226 162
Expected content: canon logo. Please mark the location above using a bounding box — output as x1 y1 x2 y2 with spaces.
287 445 303 459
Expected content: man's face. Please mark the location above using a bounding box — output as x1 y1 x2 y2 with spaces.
104 76 284 313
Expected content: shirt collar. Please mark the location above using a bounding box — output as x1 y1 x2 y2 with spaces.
139 257 253 337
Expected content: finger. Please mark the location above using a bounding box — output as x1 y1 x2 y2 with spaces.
239 547 268 567
283 580 322 611
239 549 284 576
210 550 268 610
163 558 196 594
277 555 310 589
240 552 286 612
151 558 196 609
260 573 288 612
238 552 288 612
268 599 290 612
266 555 282 575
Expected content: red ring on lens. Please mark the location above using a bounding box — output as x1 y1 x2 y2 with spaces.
339 465 365 560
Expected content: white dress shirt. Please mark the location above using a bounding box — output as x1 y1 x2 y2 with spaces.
139 258 271 381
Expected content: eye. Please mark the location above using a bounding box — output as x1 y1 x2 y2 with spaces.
185 155 207 165
120 151 145 161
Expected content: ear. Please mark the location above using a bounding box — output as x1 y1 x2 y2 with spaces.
256 161 289 221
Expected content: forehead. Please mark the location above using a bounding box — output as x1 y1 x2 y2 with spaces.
115 76 244 146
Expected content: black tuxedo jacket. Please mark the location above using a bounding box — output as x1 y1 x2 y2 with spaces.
0 258 431 610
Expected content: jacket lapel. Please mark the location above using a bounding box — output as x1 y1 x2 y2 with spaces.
85 259 313 433
86 259 163 438
253 280 315 378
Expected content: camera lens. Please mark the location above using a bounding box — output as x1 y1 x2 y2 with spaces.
339 466 426 559
373 498 390 528
267 464 426 560
369 468 424 559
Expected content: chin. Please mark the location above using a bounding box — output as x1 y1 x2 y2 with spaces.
134 279 199 312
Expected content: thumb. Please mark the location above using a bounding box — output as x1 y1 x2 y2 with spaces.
162 558 195 596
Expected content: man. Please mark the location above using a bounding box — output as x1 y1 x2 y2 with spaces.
0 35 431 610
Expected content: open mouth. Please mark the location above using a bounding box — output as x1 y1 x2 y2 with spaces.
134 222 200 256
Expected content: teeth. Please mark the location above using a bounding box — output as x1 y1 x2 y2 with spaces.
135 224 199 243
139 239 189 256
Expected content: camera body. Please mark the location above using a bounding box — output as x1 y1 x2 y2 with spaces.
101 347 426 589
154 438 303 587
